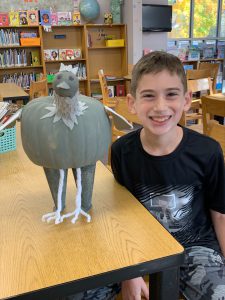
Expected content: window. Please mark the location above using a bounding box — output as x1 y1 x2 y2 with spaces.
168 0 191 39
193 1 218 38
220 0 225 37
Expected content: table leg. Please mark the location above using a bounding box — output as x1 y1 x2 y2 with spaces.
149 267 180 300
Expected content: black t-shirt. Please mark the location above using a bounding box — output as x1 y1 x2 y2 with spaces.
111 127 225 252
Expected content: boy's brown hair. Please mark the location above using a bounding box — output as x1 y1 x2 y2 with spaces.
130 51 187 97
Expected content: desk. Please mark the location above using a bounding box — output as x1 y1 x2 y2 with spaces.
0 83 29 104
0 125 184 300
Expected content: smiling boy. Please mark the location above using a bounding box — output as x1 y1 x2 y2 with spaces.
111 51 225 300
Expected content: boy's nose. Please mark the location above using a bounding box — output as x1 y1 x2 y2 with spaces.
154 97 167 112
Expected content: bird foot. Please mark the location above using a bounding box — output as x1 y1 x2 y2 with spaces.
61 208 91 224
42 211 63 224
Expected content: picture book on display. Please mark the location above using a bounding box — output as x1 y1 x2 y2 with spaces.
59 49 67 60
0 13 9 26
40 9 51 26
51 12 58 26
66 49 75 60
27 10 39 26
57 12 72 25
30 49 40 66
73 11 81 25
9 11 19 26
44 49 51 61
50 49 59 61
19 11 28 26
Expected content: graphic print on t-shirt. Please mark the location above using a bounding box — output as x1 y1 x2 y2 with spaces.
134 184 195 233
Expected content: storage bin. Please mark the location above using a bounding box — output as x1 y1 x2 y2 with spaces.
105 39 124 47
0 125 16 154
47 74 56 83
20 37 41 46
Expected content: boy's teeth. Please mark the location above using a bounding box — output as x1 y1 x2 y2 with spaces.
151 116 170 122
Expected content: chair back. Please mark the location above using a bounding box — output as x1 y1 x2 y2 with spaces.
98 69 117 107
207 121 225 160
201 95 225 135
198 62 220 93
115 99 141 125
187 77 213 95
29 79 48 100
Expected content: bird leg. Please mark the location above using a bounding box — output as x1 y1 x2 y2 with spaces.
61 168 91 223
42 169 65 224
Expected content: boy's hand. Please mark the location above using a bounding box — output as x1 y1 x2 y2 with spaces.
121 277 149 300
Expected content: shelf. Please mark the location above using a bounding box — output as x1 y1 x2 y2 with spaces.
0 65 43 70
0 45 41 49
88 46 125 50
44 59 86 63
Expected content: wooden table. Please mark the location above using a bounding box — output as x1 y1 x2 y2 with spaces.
0 83 29 104
0 125 184 300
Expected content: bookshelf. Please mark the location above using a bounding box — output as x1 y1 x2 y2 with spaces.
0 25 44 89
41 25 89 95
85 24 127 98
0 24 128 97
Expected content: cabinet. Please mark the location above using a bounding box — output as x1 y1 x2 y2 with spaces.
0 24 128 97
86 24 127 98
0 25 44 89
41 25 89 95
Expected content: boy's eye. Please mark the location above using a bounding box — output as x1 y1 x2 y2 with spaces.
167 92 178 97
143 93 154 98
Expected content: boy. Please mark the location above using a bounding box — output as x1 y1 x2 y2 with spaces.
111 51 225 300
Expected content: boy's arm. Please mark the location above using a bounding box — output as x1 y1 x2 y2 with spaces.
211 209 225 257
121 277 149 300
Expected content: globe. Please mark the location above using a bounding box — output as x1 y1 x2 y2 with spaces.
79 0 100 22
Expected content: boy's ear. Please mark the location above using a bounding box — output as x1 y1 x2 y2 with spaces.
183 91 192 112
127 93 137 114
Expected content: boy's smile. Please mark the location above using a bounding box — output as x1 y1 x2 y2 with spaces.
128 70 191 138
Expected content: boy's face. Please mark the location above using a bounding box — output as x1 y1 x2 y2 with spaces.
127 70 191 137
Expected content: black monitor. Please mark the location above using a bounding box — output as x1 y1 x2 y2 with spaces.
142 4 172 32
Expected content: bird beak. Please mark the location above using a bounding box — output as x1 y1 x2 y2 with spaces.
56 81 70 90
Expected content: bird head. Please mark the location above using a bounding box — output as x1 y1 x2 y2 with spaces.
53 71 79 98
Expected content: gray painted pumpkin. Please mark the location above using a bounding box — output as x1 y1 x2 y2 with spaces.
21 94 111 169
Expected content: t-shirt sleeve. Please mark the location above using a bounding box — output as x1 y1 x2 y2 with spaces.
206 143 225 213
111 141 124 186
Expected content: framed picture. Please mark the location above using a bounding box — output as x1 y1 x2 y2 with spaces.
107 85 115 98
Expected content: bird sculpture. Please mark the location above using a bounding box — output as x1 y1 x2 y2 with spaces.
0 71 132 224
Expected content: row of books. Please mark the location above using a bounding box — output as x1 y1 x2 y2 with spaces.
0 29 20 46
0 10 81 27
0 28 39 47
167 41 225 61
44 49 82 61
0 49 27 68
2 72 43 89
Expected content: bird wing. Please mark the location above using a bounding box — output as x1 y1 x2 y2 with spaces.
104 105 133 131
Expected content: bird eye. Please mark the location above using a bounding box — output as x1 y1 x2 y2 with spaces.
57 75 62 80
69 76 74 81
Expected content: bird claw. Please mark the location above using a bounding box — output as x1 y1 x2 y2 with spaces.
42 211 63 224
61 208 91 224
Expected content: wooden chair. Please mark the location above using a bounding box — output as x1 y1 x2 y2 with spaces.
208 121 225 160
29 79 48 100
201 94 225 135
198 62 220 93
180 70 213 132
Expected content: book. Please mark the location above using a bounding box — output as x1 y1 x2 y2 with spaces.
30 49 40 66
50 49 59 61
40 9 51 26
27 10 39 26
19 11 28 26
188 48 200 61
73 11 81 25
51 12 58 26
9 11 19 26
66 49 75 60
0 13 9 26
74 48 82 58
57 12 72 26
59 49 67 60
116 84 125 97
107 85 115 98
44 49 51 61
